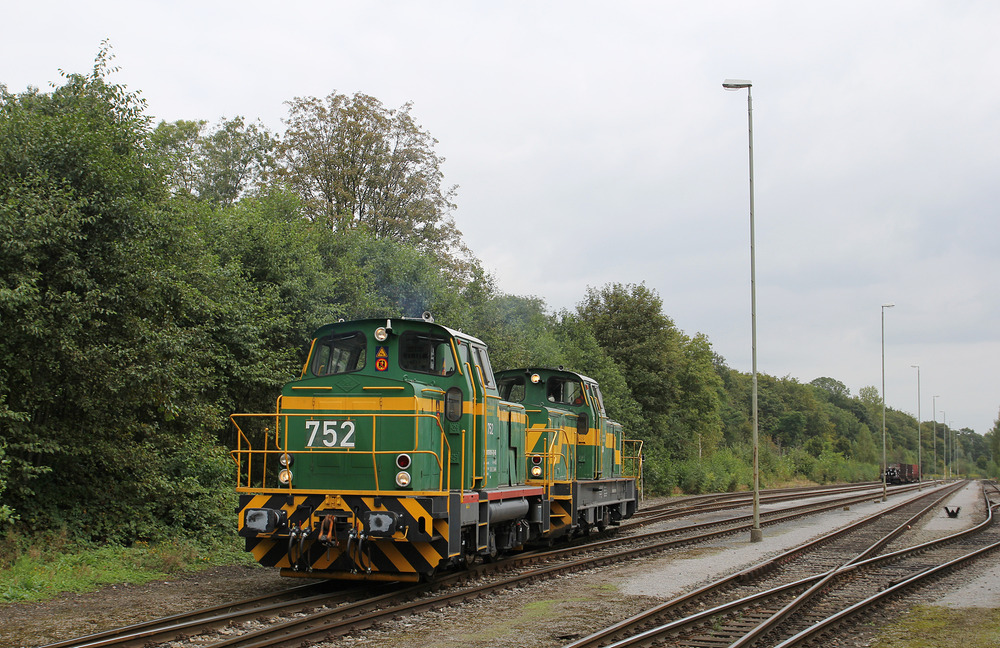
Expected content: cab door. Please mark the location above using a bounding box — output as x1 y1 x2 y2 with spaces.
469 343 502 488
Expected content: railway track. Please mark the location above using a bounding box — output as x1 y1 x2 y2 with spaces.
565 480 999 648
38 482 949 648
627 481 928 530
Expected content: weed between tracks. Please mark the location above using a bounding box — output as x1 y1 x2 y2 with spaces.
870 605 1000 647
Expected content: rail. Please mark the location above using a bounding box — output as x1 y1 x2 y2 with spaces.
529 426 574 499
230 411 452 494
622 438 643 480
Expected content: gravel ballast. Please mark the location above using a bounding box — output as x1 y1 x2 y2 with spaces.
2 482 995 648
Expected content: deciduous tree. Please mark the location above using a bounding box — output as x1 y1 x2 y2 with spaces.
152 116 275 206
278 92 460 251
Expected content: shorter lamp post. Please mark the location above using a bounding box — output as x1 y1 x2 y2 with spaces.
943 411 947 479
911 365 921 489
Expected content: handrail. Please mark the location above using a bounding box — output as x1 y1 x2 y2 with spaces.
548 425 575 490
525 426 574 499
475 364 489 486
230 410 452 494
622 438 644 480
464 361 481 487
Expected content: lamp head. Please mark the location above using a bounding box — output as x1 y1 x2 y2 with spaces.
723 79 752 90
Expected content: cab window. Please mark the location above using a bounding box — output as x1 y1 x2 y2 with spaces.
498 375 526 402
546 378 584 405
311 331 366 376
400 331 456 376
471 345 495 386
590 383 606 414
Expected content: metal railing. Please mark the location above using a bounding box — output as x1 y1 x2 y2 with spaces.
230 411 452 494
528 426 574 499
622 438 644 480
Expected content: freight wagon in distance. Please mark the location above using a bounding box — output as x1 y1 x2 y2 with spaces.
884 462 920 485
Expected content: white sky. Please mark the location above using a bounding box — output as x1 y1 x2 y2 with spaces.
5 1 999 436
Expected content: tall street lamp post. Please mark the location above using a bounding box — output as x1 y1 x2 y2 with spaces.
723 78 762 543
881 303 894 502
911 365 921 489
932 395 940 479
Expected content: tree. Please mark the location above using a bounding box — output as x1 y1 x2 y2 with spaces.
278 92 460 251
988 409 1000 475
0 48 269 540
854 424 879 464
858 385 882 427
671 333 725 457
810 377 851 400
152 116 275 206
0 46 159 519
577 283 681 421
552 313 644 431
575 282 725 458
150 118 205 196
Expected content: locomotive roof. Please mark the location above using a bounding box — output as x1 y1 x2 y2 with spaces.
497 366 598 385
314 317 488 347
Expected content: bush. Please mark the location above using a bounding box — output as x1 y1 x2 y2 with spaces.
640 444 677 495
0 535 254 603
672 449 754 495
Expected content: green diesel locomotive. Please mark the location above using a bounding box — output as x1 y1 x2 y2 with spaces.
232 315 642 581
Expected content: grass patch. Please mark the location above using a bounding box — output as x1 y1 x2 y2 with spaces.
870 605 1000 648
0 536 255 604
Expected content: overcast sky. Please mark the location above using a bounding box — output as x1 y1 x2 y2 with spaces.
6 1 999 437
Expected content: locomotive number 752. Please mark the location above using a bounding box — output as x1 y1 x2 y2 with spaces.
305 419 356 448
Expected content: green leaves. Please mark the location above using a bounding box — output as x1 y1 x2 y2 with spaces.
278 92 461 255
152 116 275 206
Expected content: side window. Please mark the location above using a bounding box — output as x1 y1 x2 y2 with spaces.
471 345 495 386
499 376 526 402
400 331 456 376
310 332 366 376
591 384 606 414
434 341 456 375
546 378 584 405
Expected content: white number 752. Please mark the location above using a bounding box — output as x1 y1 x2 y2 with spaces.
305 420 356 448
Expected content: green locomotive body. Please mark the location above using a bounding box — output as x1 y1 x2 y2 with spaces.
496 367 641 534
232 316 641 581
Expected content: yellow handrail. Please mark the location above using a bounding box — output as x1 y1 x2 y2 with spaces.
622 438 644 480
230 411 452 494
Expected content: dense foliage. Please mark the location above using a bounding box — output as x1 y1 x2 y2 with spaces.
1 52 998 549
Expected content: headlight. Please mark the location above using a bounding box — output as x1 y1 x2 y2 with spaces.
395 471 411 488
530 373 541 384
374 327 389 342
396 453 411 469
278 469 293 485
531 465 543 478
279 453 293 467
